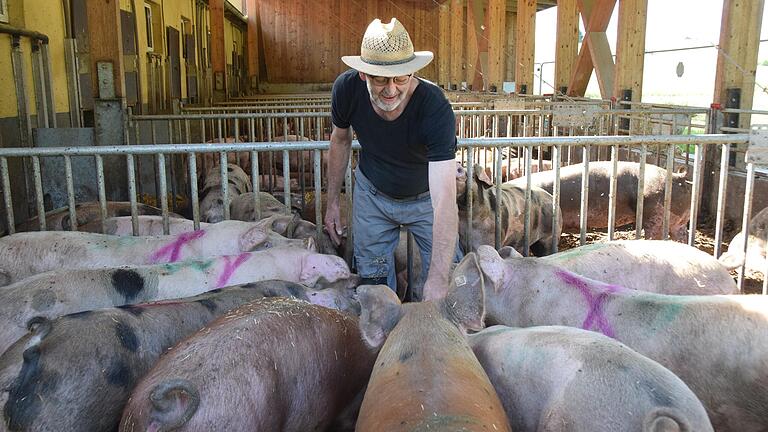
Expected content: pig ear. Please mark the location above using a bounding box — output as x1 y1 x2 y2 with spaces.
718 251 745 271
498 246 523 259
472 164 494 188
239 226 269 251
475 245 506 293
444 253 485 332
357 285 403 348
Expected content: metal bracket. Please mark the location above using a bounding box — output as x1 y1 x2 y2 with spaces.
552 103 600 128
97 62 116 99
747 125 768 166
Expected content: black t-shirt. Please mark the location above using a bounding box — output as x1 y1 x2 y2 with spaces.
331 69 456 198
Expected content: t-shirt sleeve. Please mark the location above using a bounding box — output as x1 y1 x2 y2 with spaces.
422 93 457 162
331 72 353 129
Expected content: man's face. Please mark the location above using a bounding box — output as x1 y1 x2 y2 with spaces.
362 73 411 112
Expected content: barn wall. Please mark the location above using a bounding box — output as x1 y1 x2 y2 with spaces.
257 0 441 84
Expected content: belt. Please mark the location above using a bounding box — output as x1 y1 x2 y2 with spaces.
371 188 431 202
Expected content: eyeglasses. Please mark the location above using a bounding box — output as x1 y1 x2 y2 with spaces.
368 74 412 86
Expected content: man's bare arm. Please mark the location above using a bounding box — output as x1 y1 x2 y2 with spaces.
423 159 459 300
324 126 353 245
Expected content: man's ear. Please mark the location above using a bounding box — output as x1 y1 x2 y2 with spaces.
357 285 403 348
358 72 367 81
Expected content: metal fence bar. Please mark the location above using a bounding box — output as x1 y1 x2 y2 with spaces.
713 144 730 258
63 155 76 230
688 144 704 246
662 145 675 240
31 156 45 231
1 157 14 234
94 155 107 234
737 163 755 292
126 154 139 236
607 145 618 240
635 144 647 238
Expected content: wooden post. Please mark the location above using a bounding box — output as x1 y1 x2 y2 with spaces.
210 0 226 101
486 0 505 92
554 0 579 96
614 0 647 102
505 11 516 83
514 0 536 95
246 0 260 93
85 0 125 99
713 0 765 125
466 0 479 89
438 3 450 88
450 0 464 90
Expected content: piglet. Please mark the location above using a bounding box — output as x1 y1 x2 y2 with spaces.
119 297 376 431
355 254 511 432
0 220 314 286
469 325 713 432
476 245 768 432
0 281 340 432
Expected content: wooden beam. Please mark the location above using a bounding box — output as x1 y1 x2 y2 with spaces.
514 0 535 94
85 0 125 98
614 0 647 101
450 0 464 89
567 0 616 98
505 11 516 83
471 0 488 90
246 0 260 91
554 0 578 95
588 32 614 98
466 0 479 89
210 0 226 97
487 0 506 92
438 3 451 88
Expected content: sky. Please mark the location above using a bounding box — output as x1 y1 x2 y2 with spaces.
531 0 768 108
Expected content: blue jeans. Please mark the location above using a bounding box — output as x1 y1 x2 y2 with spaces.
352 167 462 299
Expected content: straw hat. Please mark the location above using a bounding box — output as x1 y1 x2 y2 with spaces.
342 18 434 77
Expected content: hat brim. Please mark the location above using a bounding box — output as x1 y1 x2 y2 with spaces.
341 51 434 77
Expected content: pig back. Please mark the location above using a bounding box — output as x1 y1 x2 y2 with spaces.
469 326 714 432
120 297 376 432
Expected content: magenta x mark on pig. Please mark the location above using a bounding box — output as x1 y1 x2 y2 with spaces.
149 230 207 263
216 253 250 288
556 270 618 338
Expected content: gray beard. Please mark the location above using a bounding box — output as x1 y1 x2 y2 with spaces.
366 80 402 112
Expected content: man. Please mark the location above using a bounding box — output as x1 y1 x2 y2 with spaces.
324 17 460 301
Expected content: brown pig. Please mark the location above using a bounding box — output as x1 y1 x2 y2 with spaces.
508 161 691 241
119 297 376 431
355 254 512 432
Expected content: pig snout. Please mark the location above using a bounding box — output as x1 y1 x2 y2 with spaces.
143 379 200 431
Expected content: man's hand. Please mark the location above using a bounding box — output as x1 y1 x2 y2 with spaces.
323 200 344 247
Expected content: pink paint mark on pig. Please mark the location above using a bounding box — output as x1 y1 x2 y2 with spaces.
556 270 623 338
149 230 206 263
215 253 251 288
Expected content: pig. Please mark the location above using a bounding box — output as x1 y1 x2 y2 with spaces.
13 201 176 233
0 280 354 432
530 239 739 295
78 215 208 236
198 163 252 223
474 245 768 432
0 220 313 286
0 247 354 354
355 254 512 432
230 191 292 222
509 161 691 241
719 205 768 275
457 163 562 256
119 297 376 432
469 325 714 432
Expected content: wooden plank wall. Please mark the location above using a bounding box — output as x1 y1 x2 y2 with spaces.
259 0 441 84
